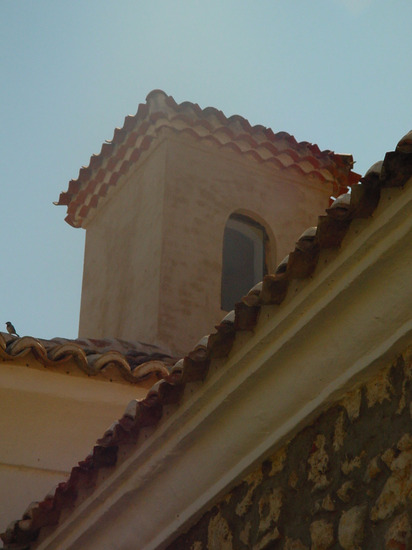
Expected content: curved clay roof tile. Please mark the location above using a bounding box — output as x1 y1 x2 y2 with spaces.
276 255 290 275
396 130 412 153
364 160 383 178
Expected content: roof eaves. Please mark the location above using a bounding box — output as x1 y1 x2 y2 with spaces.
56 91 359 228
0 334 175 385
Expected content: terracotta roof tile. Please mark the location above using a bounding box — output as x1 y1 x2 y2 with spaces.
3 132 411 549
56 90 360 228
0 334 176 384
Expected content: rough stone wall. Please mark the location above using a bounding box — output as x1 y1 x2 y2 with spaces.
167 347 412 550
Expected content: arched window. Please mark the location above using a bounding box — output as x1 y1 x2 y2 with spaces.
221 213 268 311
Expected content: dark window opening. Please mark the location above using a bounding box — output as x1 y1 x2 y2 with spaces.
221 214 268 311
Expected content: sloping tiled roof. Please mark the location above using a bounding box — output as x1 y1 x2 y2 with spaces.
2 131 411 550
56 90 360 228
0 333 176 384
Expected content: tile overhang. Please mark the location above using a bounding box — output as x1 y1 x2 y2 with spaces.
56 90 360 228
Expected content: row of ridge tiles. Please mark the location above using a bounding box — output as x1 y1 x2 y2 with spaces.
0 334 177 384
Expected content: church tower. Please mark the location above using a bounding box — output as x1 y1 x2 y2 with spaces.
57 90 357 355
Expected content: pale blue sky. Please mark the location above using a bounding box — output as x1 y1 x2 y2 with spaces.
1 1 411 339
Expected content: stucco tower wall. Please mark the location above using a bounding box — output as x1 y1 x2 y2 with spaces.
78 140 167 343
158 134 333 354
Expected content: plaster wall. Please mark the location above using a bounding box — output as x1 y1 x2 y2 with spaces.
0 361 146 533
78 142 166 343
0 467 65 541
158 134 332 353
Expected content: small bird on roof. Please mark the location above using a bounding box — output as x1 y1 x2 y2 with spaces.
5 322 19 337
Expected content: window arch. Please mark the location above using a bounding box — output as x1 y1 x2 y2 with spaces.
221 213 269 311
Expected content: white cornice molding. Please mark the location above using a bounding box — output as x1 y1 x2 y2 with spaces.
37 181 412 550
